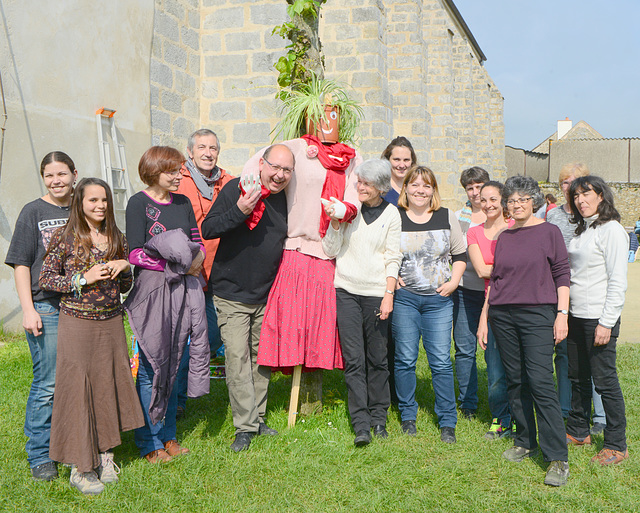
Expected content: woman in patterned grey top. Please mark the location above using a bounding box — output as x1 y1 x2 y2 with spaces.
392 166 467 443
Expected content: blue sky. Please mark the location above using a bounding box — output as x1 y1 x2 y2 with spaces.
453 0 640 150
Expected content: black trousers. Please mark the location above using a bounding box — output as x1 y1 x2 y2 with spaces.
336 289 390 433
489 305 568 462
566 315 626 452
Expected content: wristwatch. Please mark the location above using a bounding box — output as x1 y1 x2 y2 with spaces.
557 309 568 315
79 274 87 286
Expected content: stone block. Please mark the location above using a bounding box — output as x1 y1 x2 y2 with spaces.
164 0 185 21
335 24 362 41
323 9 349 24
209 101 246 121
335 56 360 72
155 12 179 42
264 31 287 50
205 55 248 77
204 7 244 30
226 32 261 51
252 51 281 74
150 60 173 88
386 33 407 46
151 108 171 133
150 85 159 107
400 80 422 93
222 77 276 98
323 42 355 56
351 71 381 89
411 120 428 136
175 70 196 97
173 117 196 140
220 147 251 171
203 0 226 6
182 0 198 8
251 98 279 120
352 6 381 23
184 99 199 119
161 91 183 113
202 81 219 99
250 3 287 25
181 27 199 51
233 122 272 145
164 43 188 69
188 10 200 29
202 34 221 51
189 54 201 75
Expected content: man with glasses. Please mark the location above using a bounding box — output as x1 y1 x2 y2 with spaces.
201 144 294 452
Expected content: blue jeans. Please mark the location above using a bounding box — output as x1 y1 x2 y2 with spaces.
592 380 606 425
24 300 59 468
452 287 482 411
177 292 221 409
134 347 179 457
484 324 510 426
393 289 457 428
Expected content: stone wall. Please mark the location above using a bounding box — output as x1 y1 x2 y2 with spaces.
540 183 640 230
149 0 505 212
150 0 201 150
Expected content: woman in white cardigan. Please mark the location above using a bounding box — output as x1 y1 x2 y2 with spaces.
565 175 629 465
322 159 402 447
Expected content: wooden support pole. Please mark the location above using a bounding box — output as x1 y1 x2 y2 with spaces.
288 365 302 428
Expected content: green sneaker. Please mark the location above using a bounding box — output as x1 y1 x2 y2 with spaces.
502 445 538 462
544 460 569 487
484 418 511 440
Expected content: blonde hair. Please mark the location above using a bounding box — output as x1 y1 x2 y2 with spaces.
558 162 590 185
398 165 441 212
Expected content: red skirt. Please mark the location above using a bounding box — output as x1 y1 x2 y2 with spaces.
258 250 343 371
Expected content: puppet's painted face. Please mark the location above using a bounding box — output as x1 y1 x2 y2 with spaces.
307 106 340 144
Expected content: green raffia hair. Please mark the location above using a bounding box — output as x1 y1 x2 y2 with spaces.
271 73 364 145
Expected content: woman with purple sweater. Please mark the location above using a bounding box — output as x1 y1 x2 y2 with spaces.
477 175 570 487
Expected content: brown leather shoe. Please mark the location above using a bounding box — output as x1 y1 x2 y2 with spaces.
566 433 591 445
144 449 172 464
591 448 629 465
164 440 190 457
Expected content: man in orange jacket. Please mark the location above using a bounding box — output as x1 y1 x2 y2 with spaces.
176 129 232 414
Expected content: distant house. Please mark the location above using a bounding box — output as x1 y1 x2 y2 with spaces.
532 118 604 154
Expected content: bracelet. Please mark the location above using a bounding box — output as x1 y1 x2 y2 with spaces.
72 273 83 299
385 289 394 295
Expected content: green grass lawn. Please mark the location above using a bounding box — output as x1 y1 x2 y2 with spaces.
1 329 639 512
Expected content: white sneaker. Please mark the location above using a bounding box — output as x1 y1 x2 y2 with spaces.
70 466 105 495
97 451 120 484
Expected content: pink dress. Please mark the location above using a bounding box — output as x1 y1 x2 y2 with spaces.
242 138 362 371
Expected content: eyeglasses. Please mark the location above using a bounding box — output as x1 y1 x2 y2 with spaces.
163 169 183 177
506 197 532 206
263 157 293 175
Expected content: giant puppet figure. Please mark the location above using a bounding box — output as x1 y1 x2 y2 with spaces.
241 77 363 421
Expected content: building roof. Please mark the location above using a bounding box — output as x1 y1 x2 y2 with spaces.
532 120 604 154
442 0 487 63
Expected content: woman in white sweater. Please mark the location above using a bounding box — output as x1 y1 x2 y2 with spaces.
322 159 402 447
565 176 629 465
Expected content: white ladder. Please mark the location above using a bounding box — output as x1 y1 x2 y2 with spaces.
96 108 131 231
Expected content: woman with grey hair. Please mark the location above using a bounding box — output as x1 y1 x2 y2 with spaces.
477 175 571 486
322 159 402 446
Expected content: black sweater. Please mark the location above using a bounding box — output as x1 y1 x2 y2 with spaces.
201 178 288 304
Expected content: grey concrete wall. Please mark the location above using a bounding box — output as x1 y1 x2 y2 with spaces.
0 0 154 331
550 139 631 183
505 146 548 181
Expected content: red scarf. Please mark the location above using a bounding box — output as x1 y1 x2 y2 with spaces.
239 183 271 230
302 134 358 236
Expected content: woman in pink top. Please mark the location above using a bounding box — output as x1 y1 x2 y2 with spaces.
467 181 513 440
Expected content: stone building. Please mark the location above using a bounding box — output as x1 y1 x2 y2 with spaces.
0 0 504 330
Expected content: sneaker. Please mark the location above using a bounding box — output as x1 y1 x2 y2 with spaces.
590 422 606 436
460 408 476 420
440 426 456 444
31 461 58 481
484 418 511 440
372 425 388 439
96 451 120 484
258 422 279 436
401 420 417 436
69 466 105 496
231 432 255 452
502 445 538 462
354 430 371 447
566 433 592 446
544 460 569 487
591 448 629 466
